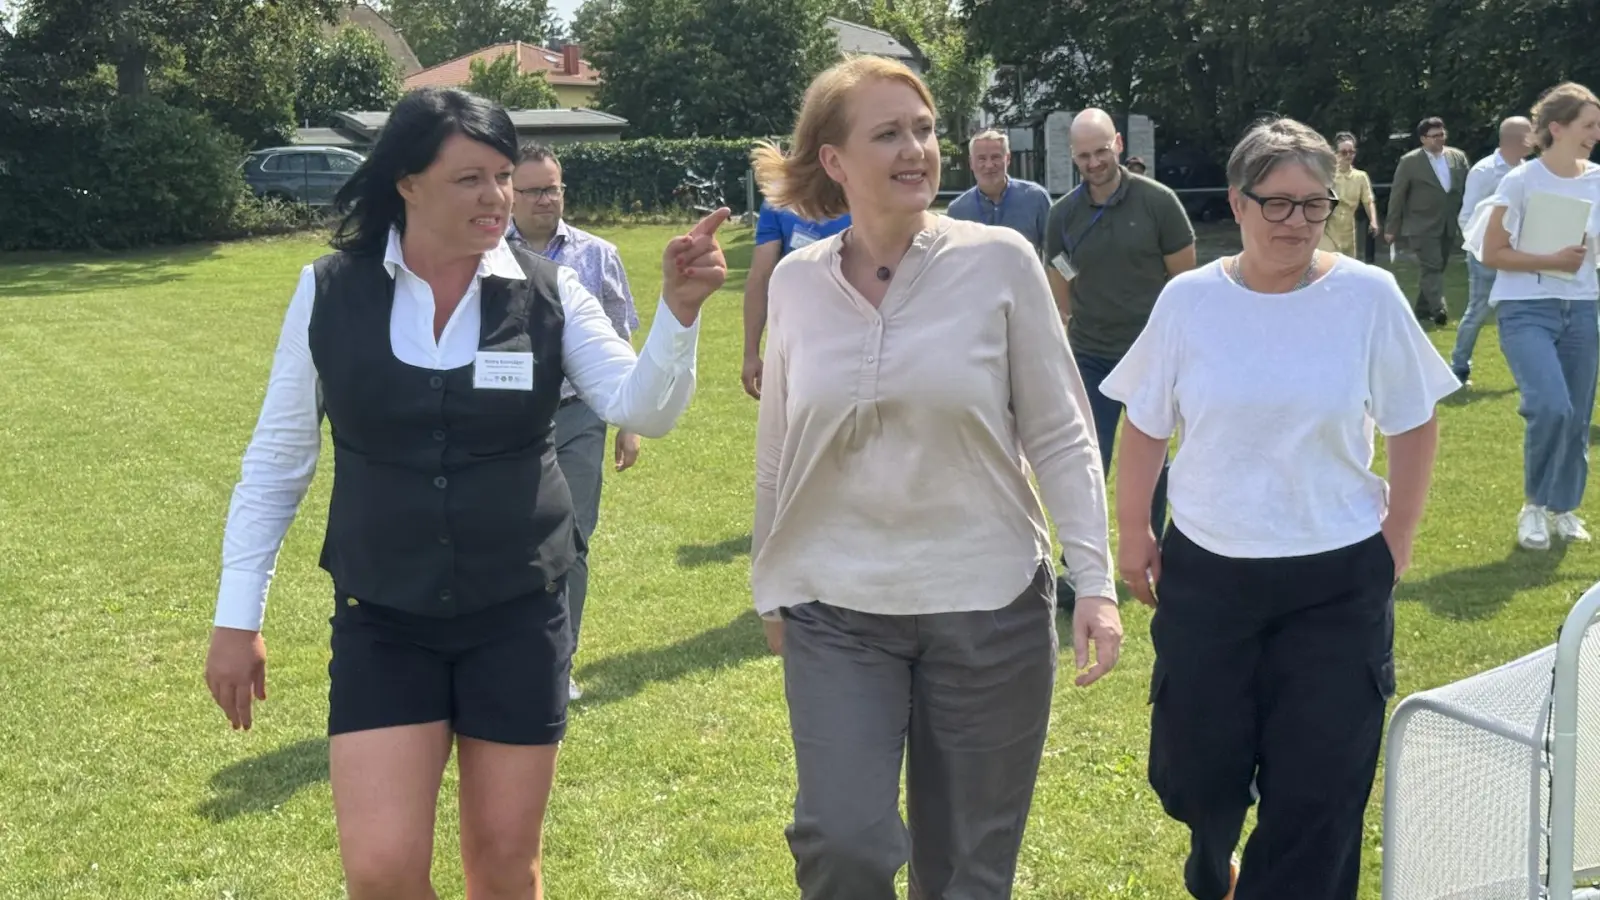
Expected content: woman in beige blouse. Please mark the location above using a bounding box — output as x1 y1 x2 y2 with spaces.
1318 132 1380 256
748 55 1121 899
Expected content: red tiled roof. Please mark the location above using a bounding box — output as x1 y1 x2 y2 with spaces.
403 42 600 91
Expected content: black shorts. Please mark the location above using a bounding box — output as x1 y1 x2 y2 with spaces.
327 583 572 745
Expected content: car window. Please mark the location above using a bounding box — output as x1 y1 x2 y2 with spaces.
327 154 360 174
269 154 307 173
306 154 331 173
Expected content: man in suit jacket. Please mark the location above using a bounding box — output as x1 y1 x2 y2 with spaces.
1384 116 1471 325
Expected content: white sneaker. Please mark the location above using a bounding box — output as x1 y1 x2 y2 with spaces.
1553 511 1592 542
1518 504 1551 550
568 677 583 702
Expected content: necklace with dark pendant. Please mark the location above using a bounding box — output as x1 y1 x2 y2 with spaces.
846 230 893 282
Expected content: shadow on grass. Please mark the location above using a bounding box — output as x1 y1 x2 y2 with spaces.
676 533 751 568
1440 386 1516 406
574 609 766 708
1398 543 1569 621
196 736 328 822
0 244 219 300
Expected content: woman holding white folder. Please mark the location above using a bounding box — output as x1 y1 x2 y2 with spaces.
1469 81 1600 551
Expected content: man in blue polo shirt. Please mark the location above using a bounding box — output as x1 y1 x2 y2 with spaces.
741 201 851 398
946 129 1053 254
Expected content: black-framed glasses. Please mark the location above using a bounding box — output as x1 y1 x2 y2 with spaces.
516 186 564 201
1242 189 1339 223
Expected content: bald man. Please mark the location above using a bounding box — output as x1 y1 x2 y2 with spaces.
1042 109 1196 607
1451 116 1533 384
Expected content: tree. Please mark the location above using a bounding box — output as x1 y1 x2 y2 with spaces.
541 7 569 50
296 25 404 127
569 0 619 45
588 0 837 138
12 0 339 145
384 0 549 68
14 0 338 99
464 51 558 108
960 0 1600 178
829 0 989 145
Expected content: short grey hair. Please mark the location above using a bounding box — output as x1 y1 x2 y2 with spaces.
969 129 1009 153
1226 117 1336 193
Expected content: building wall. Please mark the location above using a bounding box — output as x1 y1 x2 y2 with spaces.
552 84 599 109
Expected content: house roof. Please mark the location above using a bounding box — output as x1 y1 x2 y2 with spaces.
403 41 601 92
826 17 917 61
330 3 423 75
334 108 627 137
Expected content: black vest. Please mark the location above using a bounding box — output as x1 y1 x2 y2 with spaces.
307 247 575 617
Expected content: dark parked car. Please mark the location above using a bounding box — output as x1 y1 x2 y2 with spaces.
242 146 365 207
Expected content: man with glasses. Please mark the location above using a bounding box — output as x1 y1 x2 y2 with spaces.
509 143 640 701
1042 108 1196 608
1385 117 1471 326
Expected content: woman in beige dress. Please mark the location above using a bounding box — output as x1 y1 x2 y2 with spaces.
1319 132 1379 256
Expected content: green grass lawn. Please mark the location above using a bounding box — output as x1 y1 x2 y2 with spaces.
0 224 1593 899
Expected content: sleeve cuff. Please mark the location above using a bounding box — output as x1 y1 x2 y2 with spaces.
215 568 270 632
1071 575 1120 605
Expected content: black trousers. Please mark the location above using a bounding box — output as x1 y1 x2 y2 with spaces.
1148 526 1397 900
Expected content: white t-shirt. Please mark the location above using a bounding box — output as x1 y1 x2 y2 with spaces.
1476 159 1600 303
1099 257 1460 559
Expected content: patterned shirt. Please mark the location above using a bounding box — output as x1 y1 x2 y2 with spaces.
509 219 639 400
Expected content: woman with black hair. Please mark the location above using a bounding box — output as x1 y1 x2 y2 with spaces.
203 87 728 899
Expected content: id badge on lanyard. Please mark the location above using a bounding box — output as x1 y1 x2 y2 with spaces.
1057 185 1107 276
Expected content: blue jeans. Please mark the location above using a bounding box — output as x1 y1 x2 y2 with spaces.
1449 256 1498 377
1497 299 1599 514
1060 352 1169 595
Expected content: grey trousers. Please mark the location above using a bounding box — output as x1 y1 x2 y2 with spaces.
781 564 1057 900
1410 230 1455 318
553 398 607 650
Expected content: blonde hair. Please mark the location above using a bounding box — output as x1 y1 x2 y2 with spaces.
1532 82 1600 150
751 55 935 222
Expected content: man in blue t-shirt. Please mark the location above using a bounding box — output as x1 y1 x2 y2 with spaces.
741 201 851 398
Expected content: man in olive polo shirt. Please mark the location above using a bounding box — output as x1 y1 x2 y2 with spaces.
1044 108 1196 603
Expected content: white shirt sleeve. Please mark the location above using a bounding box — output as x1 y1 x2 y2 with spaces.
1458 163 1493 232
1099 286 1183 440
1368 270 1462 435
559 266 698 438
1463 165 1527 261
214 266 324 632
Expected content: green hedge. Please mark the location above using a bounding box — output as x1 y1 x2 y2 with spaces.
556 138 760 215
0 96 317 252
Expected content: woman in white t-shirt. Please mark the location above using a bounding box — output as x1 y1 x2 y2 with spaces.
1467 82 1600 551
1101 117 1460 900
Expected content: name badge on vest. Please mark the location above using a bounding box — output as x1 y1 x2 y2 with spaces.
790 227 819 251
473 351 535 391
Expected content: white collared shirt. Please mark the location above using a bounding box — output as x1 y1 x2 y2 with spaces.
1428 150 1452 192
214 227 699 631
1459 150 1516 231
